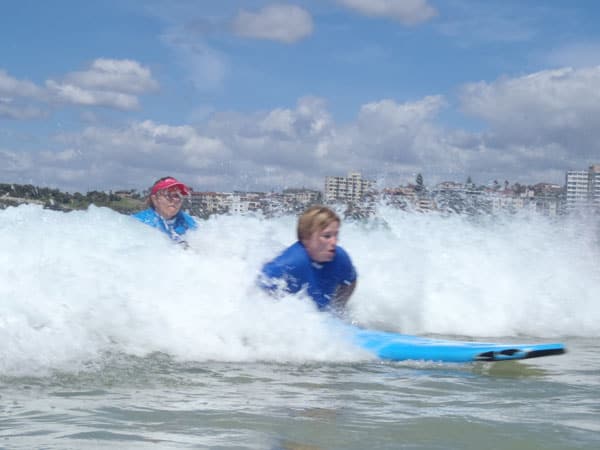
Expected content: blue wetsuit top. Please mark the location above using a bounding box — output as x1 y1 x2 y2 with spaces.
132 208 197 244
260 241 357 310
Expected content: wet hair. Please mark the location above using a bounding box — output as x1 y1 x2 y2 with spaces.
297 205 340 241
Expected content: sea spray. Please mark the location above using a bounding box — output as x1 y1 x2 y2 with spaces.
1 203 598 375
348 206 600 337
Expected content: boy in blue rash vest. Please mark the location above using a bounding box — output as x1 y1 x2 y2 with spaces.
260 205 357 312
133 176 197 246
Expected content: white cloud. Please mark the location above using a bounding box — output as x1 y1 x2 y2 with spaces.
0 90 552 191
42 120 233 189
40 148 81 163
1 118 233 191
316 96 449 176
0 60 158 115
45 80 140 110
232 4 314 43
454 66 600 179
259 96 332 139
132 120 231 168
45 59 158 110
336 0 437 25
357 96 445 129
0 98 44 120
194 95 452 188
460 66 600 136
0 69 41 97
0 149 33 172
0 70 45 119
63 58 159 94
4 62 600 191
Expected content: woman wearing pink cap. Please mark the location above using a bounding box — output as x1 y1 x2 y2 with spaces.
133 176 197 246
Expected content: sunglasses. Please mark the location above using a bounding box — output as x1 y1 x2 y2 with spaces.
156 190 183 201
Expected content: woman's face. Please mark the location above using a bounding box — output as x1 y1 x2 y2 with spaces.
151 188 183 219
302 221 339 263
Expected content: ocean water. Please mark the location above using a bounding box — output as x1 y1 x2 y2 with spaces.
0 204 599 449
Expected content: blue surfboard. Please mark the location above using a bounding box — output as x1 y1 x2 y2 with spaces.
347 326 566 363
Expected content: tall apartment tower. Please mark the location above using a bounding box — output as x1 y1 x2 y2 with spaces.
589 164 600 210
565 164 600 213
566 170 590 212
324 172 375 203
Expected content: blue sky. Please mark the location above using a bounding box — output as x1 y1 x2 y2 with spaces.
1 0 600 192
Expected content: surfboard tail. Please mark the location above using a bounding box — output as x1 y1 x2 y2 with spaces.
475 345 566 362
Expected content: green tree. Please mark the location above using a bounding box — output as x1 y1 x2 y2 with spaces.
415 173 424 192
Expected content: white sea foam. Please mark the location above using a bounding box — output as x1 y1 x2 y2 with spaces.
1 203 598 375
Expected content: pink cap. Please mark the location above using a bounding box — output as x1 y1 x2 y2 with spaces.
150 177 190 196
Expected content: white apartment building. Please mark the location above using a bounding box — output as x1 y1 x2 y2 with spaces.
566 164 600 213
282 188 321 206
589 164 600 210
190 191 229 214
566 170 590 212
324 172 375 203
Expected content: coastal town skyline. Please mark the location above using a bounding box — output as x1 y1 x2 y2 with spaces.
0 166 579 195
3 163 599 218
2 2 600 192
1 162 596 193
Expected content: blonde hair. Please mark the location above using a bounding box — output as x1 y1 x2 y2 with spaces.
297 205 340 241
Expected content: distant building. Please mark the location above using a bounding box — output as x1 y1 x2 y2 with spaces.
489 190 517 212
589 164 600 211
435 181 465 191
190 191 279 216
415 197 436 212
565 165 600 213
282 188 322 211
533 183 563 216
566 170 589 212
324 172 375 203
226 192 264 215
189 191 230 216
381 187 413 210
381 185 439 212
114 190 137 198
